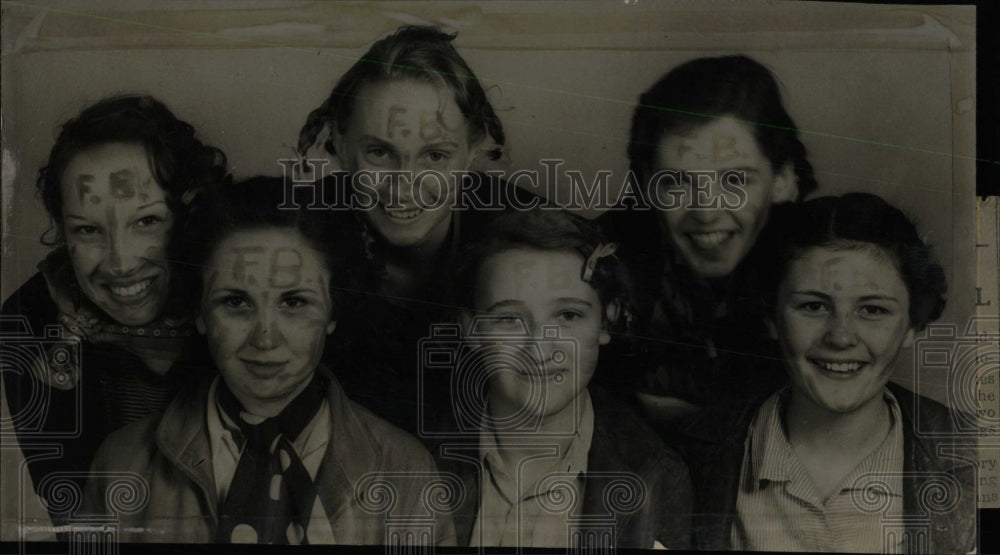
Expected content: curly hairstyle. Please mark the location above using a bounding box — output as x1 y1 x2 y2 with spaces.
628 55 817 198
38 94 229 245
455 208 634 334
297 25 505 161
759 193 947 331
182 176 369 319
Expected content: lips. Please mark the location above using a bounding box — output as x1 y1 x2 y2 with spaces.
380 204 422 221
102 276 156 300
809 357 867 375
686 230 735 250
240 359 287 376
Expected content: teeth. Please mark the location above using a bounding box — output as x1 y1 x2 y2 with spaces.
688 231 731 248
108 279 152 298
815 360 863 373
383 206 421 220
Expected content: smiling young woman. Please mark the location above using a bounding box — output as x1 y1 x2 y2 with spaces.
1 95 229 524
296 25 533 438
674 193 975 553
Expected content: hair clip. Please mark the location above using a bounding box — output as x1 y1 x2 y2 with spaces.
582 242 617 283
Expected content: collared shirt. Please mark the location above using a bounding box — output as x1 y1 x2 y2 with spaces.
732 386 905 553
470 392 595 548
205 377 331 503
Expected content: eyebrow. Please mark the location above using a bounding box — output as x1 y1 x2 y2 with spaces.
791 290 900 303
421 141 460 150
136 200 166 210
281 288 321 297
64 215 89 222
555 297 593 306
484 300 525 312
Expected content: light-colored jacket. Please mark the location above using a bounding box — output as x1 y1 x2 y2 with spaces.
80 367 455 545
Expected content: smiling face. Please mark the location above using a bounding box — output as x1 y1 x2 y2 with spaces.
653 116 796 279
59 142 173 326
769 245 916 415
335 79 476 250
464 248 611 422
197 228 337 417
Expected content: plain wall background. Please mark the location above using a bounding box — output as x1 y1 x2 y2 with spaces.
1 0 975 397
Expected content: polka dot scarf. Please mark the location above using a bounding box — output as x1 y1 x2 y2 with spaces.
215 373 328 544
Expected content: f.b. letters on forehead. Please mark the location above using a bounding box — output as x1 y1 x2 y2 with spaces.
227 246 306 289
269 247 304 288
820 256 843 291
231 246 265 286
76 174 98 205
419 111 447 142
387 105 409 139
674 133 746 163
385 103 452 142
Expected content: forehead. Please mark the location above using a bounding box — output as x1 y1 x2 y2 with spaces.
475 248 597 303
206 228 330 287
654 116 766 170
60 142 162 201
349 79 465 130
784 245 907 294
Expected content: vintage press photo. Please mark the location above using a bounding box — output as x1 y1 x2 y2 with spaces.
0 1 990 552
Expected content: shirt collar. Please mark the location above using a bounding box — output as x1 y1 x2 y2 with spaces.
747 385 905 495
479 390 595 501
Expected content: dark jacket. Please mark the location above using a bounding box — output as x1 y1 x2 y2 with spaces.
434 388 693 550
674 381 977 553
79 367 455 545
1 272 211 525
325 172 542 438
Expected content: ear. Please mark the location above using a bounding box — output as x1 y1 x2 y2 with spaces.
770 162 798 204
600 301 621 346
765 316 778 341
902 327 916 349
195 314 206 335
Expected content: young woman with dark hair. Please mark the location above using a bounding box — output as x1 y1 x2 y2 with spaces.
676 193 974 553
1 94 228 523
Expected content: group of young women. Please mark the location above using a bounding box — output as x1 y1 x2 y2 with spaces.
2 25 975 551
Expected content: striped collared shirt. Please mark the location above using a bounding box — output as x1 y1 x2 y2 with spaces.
732 386 905 553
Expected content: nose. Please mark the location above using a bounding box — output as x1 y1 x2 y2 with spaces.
105 229 145 276
686 177 727 223
823 313 859 348
248 310 282 350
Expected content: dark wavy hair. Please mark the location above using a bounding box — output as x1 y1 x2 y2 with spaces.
456 209 634 334
297 25 505 161
628 55 816 198
38 94 229 245
760 193 947 331
183 176 368 318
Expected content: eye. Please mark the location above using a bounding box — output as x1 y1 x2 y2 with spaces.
797 301 829 314
135 215 164 228
556 310 585 324
426 151 450 163
860 304 892 317
366 146 389 160
72 225 99 236
222 294 251 309
281 296 309 309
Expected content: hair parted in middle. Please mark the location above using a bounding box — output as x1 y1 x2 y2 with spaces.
297 25 505 162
